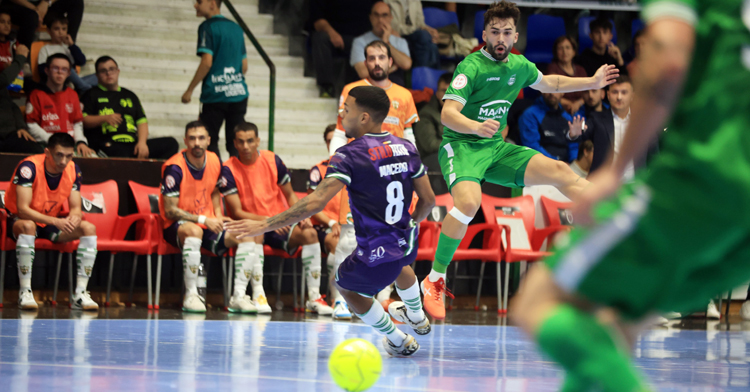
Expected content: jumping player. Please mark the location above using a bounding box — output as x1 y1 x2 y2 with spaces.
512 1 750 391
422 0 619 319
227 86 435 356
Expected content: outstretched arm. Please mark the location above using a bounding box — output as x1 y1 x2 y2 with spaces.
225 177 345 237
532 64 619 94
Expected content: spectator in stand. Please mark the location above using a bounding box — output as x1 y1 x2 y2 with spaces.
182 0 248 158
385 0 440 68
413 72 451 159
519 91 585 163
351 1 411 87
0 0 84 48
584 75 657 178
569 139 593 178
579 87 608 118
0 12 41 153
25 53 95 156
625 29 645 78
81 56 179 159
309 0 374 97
38 14 96 93
547 36 587 115
576 17 623 78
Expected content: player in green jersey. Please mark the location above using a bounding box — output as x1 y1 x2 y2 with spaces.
512 0 750 391
421 0 619 318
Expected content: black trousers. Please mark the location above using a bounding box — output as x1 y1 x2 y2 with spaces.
311 31 354 87
97 137 179 160
0 0 83 47
199 98 248 157
0 132 44 154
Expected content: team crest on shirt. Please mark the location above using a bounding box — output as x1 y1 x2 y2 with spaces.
20 167 32 179
392 100 399 109
26 103 33 114
452 74 468 89
165 175 175 189
65 103 74 113
508 74 516 86
310 169 321 183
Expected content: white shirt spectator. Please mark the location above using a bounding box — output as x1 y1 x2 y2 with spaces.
612 108 635 180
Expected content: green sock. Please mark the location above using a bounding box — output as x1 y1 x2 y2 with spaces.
537 304 652 392
432 233 462 274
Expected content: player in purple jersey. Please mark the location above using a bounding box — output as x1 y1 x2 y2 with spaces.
226 86 436 356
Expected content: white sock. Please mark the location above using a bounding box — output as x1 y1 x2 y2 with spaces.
251 243 266 298
327 252 343 302
302 243 322 300
357 299 406 346
376 284 393 303
428 270 446 283
182 237 202 295
233 242 255 297
16 234 35 291
75 236 97 293
396 280 425 321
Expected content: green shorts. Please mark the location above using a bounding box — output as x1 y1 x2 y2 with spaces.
546 172 750 320
438 136 539 191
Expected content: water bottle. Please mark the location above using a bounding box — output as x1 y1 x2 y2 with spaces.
197 262 207 299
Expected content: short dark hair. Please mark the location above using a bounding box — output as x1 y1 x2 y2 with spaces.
589 17 613 34
577 140 593 161
552 36 578 62
234 121 258 138
47 133 75 150
438 72 453 86
484 1 521 30
214 0 223 7
46 53 71 68
185 120 206 135
94 56 118 73
348 86 390 124
0 11 11 20
610 75 631 88
324 124 336 142
364 40 392 60
45 12 68 29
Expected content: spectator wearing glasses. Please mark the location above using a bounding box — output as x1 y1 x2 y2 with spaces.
25 53 95 156
81 56 179 159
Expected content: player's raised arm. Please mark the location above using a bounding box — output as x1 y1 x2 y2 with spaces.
532 64 619 94
410 175 436 223
225 176 346 238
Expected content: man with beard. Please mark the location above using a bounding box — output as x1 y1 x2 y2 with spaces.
519 91 584 163
159 120 256 313
329 39 419 312
421 0 619 319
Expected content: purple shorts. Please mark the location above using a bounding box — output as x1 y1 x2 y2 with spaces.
334 249 418 298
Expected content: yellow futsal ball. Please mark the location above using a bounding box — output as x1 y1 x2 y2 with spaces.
328 338 382 392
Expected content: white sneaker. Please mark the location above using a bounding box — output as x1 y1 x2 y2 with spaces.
664 311 682 320
18 289 38 310
307 297 333 315
182 292 206 313
71 291 99 311
332 300 352 320
383 333 419 357
741 300 750 321
253 294 272 314
706 300 721 319
388 301 431 335
228 294 258 314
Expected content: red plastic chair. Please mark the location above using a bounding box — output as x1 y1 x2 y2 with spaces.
0 180 82 307
481 194 570 313
540 196 574 228
79 180 153 307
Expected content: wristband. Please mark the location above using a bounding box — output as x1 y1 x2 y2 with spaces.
328 219 338 228
197 215 206 225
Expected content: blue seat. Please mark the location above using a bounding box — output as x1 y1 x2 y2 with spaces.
423 7 459 29
578 16 617 53
631 18 645 38
524 14 565 65
411 66 447 92
474 10 485 41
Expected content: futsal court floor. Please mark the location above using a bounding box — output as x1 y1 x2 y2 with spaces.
0 306 749 391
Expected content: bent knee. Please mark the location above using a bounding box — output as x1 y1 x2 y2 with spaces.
302 228 319 244
179 222 203 238
80 221 96 236
15 220 37 235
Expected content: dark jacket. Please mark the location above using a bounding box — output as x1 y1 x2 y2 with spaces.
519 96 578 163
413 95 442 158
585 109 659 174
0 53 28 137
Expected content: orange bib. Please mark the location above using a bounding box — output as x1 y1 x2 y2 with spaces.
224 151 288 217
159 150 221 228
6 154 76 227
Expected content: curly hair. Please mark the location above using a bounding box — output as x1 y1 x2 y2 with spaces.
483 1 521 30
